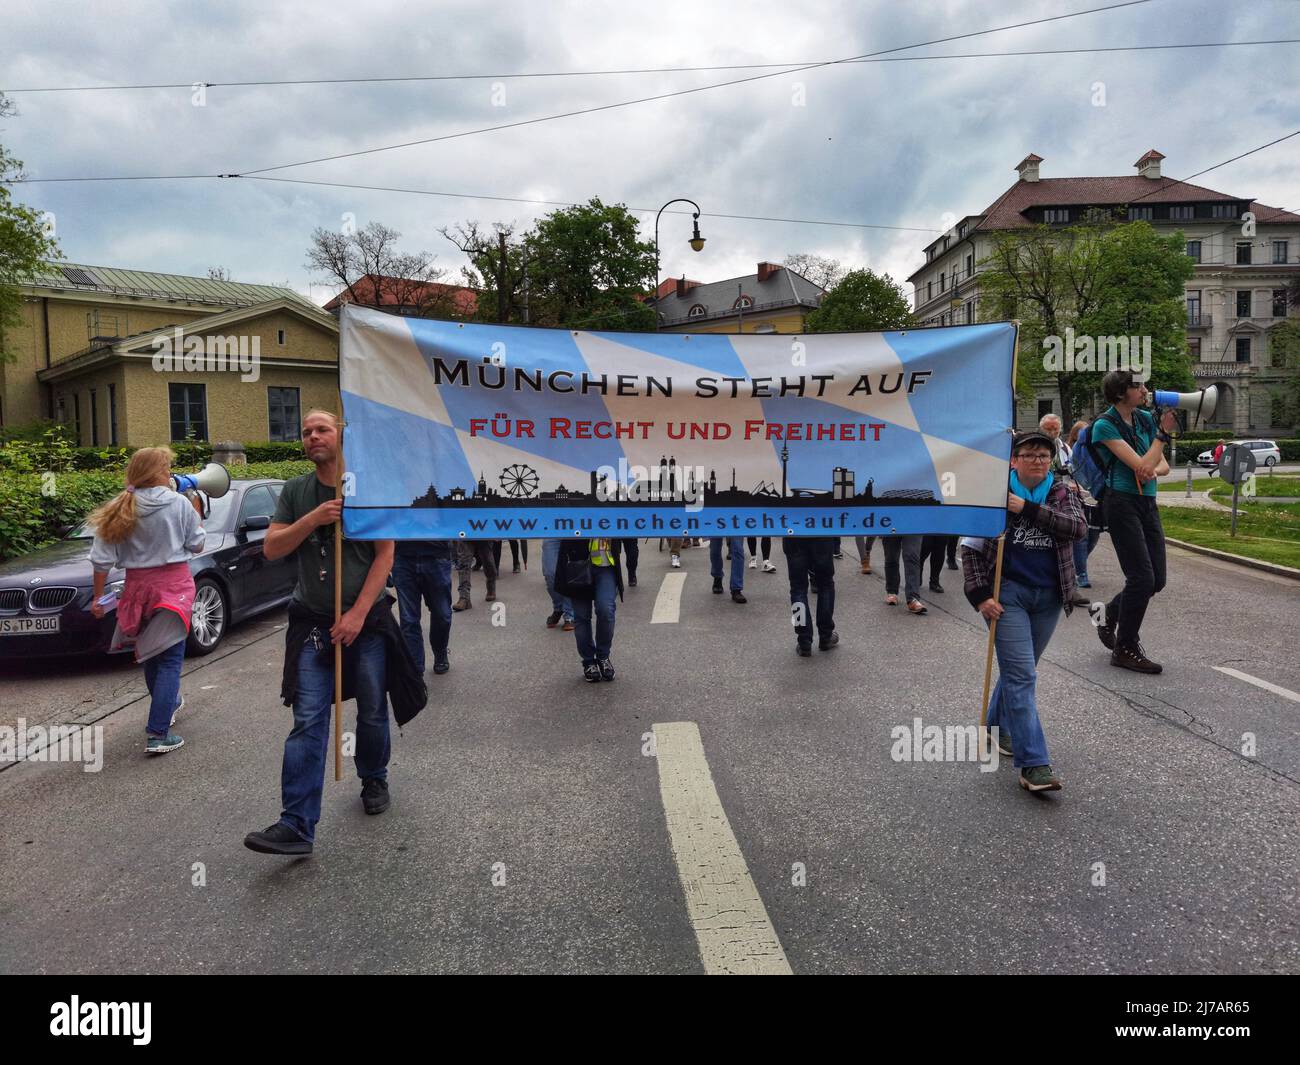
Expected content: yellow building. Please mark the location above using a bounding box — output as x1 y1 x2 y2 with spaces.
2 263 340 446
652 262 825 334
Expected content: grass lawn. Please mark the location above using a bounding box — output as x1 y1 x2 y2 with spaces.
1159 499 1300 570
1157 475 1300 496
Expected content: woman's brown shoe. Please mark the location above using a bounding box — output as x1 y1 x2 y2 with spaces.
907 599 928 615
885 594 898 606
860 561 872 574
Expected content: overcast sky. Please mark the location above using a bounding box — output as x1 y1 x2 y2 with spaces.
3 0 1298 307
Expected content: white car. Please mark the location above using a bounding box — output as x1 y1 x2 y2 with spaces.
1197 439 1282 468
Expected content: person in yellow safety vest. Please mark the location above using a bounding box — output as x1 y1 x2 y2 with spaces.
555 536 625 683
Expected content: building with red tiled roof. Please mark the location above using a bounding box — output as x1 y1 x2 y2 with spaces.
323 274 478 319
909 152 1299 435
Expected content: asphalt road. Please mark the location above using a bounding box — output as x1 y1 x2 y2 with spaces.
1 537 1297 974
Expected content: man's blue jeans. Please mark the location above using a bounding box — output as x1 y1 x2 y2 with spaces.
781 537 835 642
143 637 186 735
571 566 617 665
541 539 573 619
709 536 745 591
279 628 389 842
984 577 1060 769
392 552 452 672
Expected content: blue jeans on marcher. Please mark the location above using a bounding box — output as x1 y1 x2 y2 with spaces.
709 536 745 591
782 537 836 642
571 567 617 665
392 551 452 672
984 577 1060 769
143 637 186 735
542 539 573 619
279 628 389 843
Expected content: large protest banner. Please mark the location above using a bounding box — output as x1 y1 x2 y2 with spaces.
338 304 1016 541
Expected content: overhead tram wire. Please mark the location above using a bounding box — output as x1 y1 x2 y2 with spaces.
7 0 1158 188
5 37 1297 94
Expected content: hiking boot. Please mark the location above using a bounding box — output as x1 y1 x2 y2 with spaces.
712 577 723 594
244 822 312 855
1019 765 1062 792
1095 605 1116 649
146 732 184 755
731 590 747 604
818 631 840 651
433 649 449 675
453 597 471 612
599 658 616 681
546 610 563 628
796 640 813 657
583 663 602 683
1111 643 1162 674
361 777 391 815
860 561 872 574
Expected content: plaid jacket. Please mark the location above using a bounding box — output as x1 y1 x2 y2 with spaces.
962 479 1086 616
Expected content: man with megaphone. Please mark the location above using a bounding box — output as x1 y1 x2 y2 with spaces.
1090 369 1178 674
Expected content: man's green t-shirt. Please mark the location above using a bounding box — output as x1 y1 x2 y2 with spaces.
1091 406 1159 497
272 471 377 615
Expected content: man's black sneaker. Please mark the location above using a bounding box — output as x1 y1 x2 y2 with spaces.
1111 643 1162 674
818 631 840 651
599 658 616 681
796 640 813 657
731 590 747 604
628 574 637 587
546 610 563 628
929 582 944 594
583 663 602 683
244 822 312 856
433 650 449 675
712 577 723 594
361 777 391 815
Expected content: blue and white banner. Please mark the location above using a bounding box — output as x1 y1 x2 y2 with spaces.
339 305 1016 540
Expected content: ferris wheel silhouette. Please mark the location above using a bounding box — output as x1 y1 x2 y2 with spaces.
498 464 540 498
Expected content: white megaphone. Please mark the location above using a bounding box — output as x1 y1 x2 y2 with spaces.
1153 386 1218 429
171 462 232 499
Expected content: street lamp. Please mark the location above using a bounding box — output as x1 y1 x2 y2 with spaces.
654 198 706 331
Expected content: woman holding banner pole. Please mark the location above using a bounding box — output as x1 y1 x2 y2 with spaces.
963 429 1085 794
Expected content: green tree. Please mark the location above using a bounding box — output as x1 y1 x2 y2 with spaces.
804 268 912 333
979 221 1193 417
1268 317 1300 430
0 93 62 365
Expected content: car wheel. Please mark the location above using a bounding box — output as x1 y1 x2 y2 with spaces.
1265 455 1277 467
187 578 228 656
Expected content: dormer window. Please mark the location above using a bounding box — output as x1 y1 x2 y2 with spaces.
688 304 707 318
1044 208 1070 223
733 295 753 310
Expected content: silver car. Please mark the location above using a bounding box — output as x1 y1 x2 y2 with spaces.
1197 439 1282 469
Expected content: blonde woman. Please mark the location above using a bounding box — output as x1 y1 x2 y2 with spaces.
88 447 205 754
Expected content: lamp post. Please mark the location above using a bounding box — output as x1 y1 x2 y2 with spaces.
653 198 706 332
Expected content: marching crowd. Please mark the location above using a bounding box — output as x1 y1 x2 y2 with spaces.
84 367 1177 854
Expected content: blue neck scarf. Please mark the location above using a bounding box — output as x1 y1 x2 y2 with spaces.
1010 469 1053 504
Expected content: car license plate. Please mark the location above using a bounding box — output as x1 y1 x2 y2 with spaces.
0 616 61 635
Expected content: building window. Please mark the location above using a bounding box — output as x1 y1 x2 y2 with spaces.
733 295 753 310
73 393 81 444
1169 205 1194 221
939 273 946 292
108 384 118 445
90 389 99 446
1275 289 1288 318
958 222 967 238
1043 208 1069 223
1188 337 1201 360
965 253 973 278
965 302 974 324
1237 290 1252 318
1037 399 1054 419
1129 206 1153 221
1236 241 1252 265
1210 203 1237 219
942 237 949 250
1236 337 1251 364
687 304 707 318
1185 240 1201 262
927 280 933 300
1187 291 1201 324
169 383 208 441
1273 240 1288 264
277 329 286 345
57 396 66 426
267 387 301 443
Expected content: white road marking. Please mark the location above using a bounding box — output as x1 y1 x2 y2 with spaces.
652 721 792 975
1213 666 1300 705
651 572 688 624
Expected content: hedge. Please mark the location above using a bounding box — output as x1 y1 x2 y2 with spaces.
1 439 306 473
0 460 314 563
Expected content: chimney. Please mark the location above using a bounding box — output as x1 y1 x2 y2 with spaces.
1135 149 1165 179
1015 153 1043 183
675 275 694 298
757 261 781 283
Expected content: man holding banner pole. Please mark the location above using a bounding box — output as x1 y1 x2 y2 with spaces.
244 409 399 856
963 429 1085 794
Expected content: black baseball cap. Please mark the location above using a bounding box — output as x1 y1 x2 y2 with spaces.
1011 429 1055 454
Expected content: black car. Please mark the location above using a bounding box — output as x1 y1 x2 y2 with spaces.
0 479 295 659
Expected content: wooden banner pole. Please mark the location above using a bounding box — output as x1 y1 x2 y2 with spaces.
333 422 344 782
979 535 1007 729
